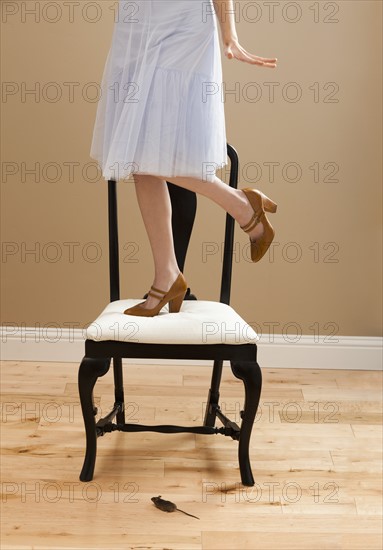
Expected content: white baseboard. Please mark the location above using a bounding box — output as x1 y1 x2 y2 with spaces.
0 327 381 370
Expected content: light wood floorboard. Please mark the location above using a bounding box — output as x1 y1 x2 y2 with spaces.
1 361 382 549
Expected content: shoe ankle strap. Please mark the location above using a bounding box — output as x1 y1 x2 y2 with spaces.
147 285 167 299
240 211 263 233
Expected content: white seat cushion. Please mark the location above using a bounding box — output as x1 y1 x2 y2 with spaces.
85 299 259 345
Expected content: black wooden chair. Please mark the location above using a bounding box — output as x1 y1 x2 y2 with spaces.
78 144 262 486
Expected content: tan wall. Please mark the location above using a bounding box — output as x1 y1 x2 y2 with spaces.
1 1 382 339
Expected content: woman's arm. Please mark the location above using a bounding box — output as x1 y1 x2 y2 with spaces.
212 0 277 68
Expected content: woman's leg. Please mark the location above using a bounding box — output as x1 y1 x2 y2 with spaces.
133 173 265 310
166 175 266 234
133 175 180 309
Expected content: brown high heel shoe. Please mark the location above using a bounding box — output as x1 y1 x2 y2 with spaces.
240 188 278 263
123 272 188 317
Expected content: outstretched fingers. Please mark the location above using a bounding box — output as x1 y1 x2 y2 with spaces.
226 42 278 67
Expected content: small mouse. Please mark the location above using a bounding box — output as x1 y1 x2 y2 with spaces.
151 495 200 520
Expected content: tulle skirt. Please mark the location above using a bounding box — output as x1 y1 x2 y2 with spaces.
90 0 228 183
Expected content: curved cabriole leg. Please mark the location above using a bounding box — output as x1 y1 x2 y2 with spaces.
230 360 262 487
78 356 111 482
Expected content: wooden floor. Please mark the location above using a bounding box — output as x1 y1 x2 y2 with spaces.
0 360 382 550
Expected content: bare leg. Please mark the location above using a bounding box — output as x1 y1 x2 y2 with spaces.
133 174 180 309
166 174 265 242
133 173 265 310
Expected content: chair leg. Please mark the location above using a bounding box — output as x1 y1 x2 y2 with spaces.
113 357 125 424
78 356 111 482
204 360 223 427
230 360 262 487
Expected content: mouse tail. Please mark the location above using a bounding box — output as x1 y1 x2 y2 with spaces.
178 509 200 520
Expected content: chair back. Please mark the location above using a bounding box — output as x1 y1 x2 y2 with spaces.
107 143 239 306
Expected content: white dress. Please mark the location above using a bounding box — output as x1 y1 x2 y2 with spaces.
90 0 228 183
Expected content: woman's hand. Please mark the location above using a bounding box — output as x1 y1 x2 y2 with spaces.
223 39 277 68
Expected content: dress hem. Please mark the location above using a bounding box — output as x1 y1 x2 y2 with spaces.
90 155 229 183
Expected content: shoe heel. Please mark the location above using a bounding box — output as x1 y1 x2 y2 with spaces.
169 290 187 313
262 194 278 213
